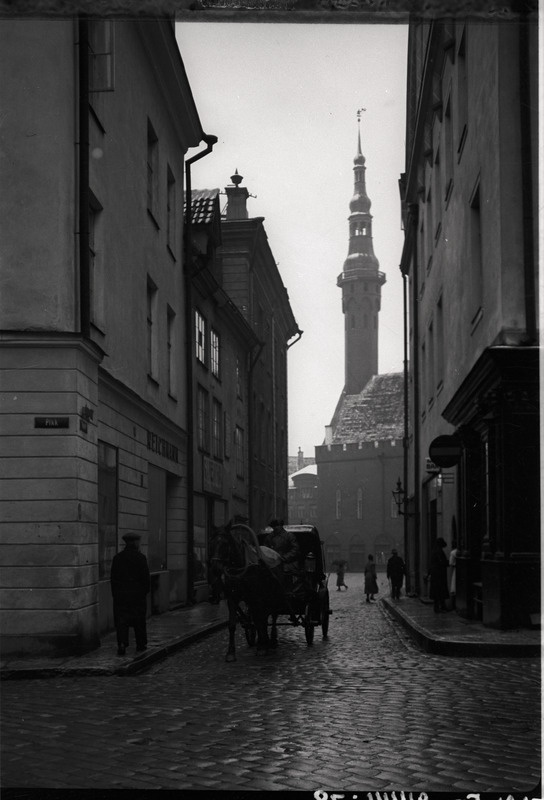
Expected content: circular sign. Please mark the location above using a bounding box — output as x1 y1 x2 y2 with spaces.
428 434 462 468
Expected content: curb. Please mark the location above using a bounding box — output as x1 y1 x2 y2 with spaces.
0 619 228 680
382 598 540 657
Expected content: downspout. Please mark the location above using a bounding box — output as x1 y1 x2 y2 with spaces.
518 13 537 342
271 315 277 519
184 133 217 604
402 269 410 591
78 19 90 338
247 341 265 527
409 204 421 595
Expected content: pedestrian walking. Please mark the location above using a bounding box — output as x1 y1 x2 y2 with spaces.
386 548 406 600
111 532 151 655
364 554 379 602
429 537 449 613
335 560 348 591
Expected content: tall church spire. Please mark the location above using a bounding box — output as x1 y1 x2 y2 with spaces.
337 111 386 395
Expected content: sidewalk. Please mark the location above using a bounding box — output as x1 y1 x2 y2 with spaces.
1 592 540 680
0 601 228 680
382 595 541 657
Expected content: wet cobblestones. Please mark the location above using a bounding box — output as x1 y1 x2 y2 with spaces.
1 574 540 792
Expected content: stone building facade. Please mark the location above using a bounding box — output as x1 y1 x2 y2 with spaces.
399 17 539 627
0 20 208 654
219 173 302 531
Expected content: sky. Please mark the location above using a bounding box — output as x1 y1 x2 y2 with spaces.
176 22 408 459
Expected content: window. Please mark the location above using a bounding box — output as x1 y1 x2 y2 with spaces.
195 310 206 364
167 306 176 396
236 356 243 399
166 166 176 254
197 386 209 452
147 119 159 221
469 181 483 326
88 194 105 331
433 147 442 241
420 341 426 417
436 296 444 391
335 489 341 520
147 278 158 380
427 320 434 405
235 426 245 479
444 93 454 200
210 329 220 378
212 399 222 459
88 20 115 94
456 29 468 156
357 488 363 520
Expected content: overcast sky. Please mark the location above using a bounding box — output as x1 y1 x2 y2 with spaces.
176 22 408 459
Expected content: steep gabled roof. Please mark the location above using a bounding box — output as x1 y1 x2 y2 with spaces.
330 372 404 443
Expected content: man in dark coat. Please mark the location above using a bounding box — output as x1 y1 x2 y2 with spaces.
263 519 299 574
111 532 150 655
386 549 406 600
429 537 449 613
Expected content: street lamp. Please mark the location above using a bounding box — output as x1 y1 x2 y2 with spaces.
392 477 411 517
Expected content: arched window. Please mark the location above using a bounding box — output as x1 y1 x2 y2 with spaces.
335 489 341 520
357 488 363 519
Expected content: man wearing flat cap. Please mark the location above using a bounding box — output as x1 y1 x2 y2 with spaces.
111 532 150 655
386 548 406 600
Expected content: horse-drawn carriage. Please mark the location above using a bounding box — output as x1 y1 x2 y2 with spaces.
210 521 331 660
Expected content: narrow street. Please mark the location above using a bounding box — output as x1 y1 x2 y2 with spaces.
1 573 539 793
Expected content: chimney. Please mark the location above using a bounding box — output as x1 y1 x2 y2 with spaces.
324 426 333 445
297 448 304 470
225 169 249 220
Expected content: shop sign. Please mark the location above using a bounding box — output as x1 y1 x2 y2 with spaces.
203 456 223 495
146 430 179 463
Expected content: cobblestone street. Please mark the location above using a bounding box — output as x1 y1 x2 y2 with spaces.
1 574 540 793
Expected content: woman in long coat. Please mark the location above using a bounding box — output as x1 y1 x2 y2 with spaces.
429 537 449 613
364 554 378 602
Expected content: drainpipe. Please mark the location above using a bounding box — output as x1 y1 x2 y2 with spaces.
184 134 217 604
518 14 536 343
247 341 264 527
402 269 410 590
409 204 421 595
78 19 90 338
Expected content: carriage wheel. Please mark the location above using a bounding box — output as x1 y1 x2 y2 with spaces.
244 623 257 647
320 593 330 639
304 604 315 646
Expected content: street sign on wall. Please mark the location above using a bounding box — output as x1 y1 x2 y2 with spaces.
428 434 463 468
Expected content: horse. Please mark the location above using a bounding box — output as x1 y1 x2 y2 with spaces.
209 522 285 662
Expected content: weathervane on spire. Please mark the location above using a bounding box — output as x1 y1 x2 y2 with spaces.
357 107 366 123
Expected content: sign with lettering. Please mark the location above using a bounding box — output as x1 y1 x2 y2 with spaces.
146 430 179 463
35 417 69 429
203 456 223 495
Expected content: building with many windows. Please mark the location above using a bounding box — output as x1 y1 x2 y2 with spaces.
219 172 302 530
0 19 210 654
399 17 539 627
185 188 260 601
315 120 404 571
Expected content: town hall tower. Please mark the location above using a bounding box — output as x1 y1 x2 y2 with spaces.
337 111 386 394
